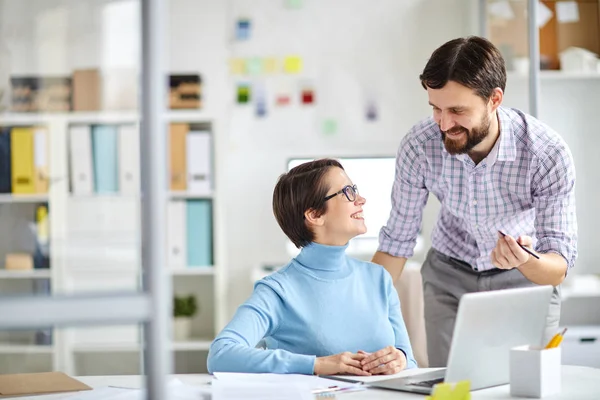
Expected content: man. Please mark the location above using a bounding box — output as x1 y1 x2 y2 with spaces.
372 36 577 367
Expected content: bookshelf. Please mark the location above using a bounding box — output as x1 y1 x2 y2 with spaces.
0 110 226 375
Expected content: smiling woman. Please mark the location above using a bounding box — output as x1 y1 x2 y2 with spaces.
207 158 417 376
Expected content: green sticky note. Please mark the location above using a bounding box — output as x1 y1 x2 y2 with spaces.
322 119 337 135
246 58 263 75
285 0 303 9
237 83 251 104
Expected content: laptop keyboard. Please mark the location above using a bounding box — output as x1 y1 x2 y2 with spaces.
409 377 445 388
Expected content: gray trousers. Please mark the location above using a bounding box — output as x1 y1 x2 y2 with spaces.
421 247 561 367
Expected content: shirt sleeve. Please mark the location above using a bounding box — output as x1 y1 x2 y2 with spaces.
378 131 430 258
385 275 418 369
207 281 315 374
531 141 578 270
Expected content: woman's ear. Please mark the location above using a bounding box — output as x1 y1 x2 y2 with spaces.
304 209 324 227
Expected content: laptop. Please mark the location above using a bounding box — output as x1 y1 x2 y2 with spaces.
366 285 553 394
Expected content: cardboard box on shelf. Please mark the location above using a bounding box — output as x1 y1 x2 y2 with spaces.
10 76 72 112
72 69 101 111
489 0 600 71
169 74 202 109
5 253 34 270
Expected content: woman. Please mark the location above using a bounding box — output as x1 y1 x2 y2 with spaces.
207 159 416 376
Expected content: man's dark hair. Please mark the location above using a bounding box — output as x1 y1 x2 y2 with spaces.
419 36 506 100
273 158 343 248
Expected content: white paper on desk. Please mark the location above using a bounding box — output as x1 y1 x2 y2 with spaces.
62 386 139 400
63 379 211 400
213 372 358 391
213 380 311 400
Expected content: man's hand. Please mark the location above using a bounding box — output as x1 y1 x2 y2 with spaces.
359 346 407 375
314 352 371 376
491 233 533 270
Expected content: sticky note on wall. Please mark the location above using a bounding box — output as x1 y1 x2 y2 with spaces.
230 58 246 75
236 18 251 40
263 58 278 74
284 56 303 74
246 58 263 75
322 119 337 135
237 83 251 104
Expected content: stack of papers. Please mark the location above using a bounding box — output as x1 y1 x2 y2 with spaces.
63 379 211 400
212 373 364 399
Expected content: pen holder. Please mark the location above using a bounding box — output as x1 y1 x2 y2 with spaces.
509 345 561 398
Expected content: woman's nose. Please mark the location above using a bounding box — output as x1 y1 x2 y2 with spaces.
356 195 366 205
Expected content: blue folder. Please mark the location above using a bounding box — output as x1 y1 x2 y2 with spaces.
186 200 213 267
0 127 11 193
91 125 119 193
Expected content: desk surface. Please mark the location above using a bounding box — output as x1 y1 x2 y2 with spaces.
16 365 600 399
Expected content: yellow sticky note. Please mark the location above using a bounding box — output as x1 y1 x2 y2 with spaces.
229 58 246 75
283 56 303 74
263 58 278 74
425 381 471 400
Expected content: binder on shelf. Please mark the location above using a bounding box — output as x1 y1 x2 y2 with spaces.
10 127 35 194
186 200 213 267
0 127 11 193
186 130 212 195
170 123 188 191
167 200 187 268
69 125 94 195
34 127 49 193
118 124 140 195
33 204 50 269
91 125 119 193
33 279 52 345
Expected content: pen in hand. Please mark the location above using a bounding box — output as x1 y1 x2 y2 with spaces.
498 230 540 260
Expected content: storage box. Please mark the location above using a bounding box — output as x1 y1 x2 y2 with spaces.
5 253 34 270
72 69 101 111
510 345 561 398
169 74 202 109
560 46 599 72
10 76 72 112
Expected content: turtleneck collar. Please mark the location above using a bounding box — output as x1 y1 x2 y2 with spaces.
293 242 351 280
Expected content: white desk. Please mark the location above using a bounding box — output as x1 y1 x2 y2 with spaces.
15 366 600 399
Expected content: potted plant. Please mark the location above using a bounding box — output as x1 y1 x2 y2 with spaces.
173 295 198 341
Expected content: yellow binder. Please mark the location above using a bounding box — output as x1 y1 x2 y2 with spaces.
10 127 35 194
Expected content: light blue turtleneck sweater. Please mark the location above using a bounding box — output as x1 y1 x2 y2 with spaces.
207 242 417 374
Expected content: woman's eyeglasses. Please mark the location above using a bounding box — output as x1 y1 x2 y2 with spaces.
324 184 359 202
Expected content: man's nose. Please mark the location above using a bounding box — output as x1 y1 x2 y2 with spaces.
440 112 454 132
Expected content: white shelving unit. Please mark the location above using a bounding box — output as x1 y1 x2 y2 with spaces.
0 194 50 203
0 270 52 279
0 344 54 354
0 110 226 375
507 71 600 80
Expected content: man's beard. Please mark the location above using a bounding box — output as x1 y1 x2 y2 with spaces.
441 113 491 155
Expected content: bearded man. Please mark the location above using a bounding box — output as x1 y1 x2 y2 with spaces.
372 36 577 368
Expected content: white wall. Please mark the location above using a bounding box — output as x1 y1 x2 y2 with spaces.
2 0 596 326
222 0 478 317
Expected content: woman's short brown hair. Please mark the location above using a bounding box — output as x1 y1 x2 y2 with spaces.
272 158 343 248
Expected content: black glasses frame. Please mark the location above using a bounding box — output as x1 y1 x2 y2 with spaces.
324 184 359 202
